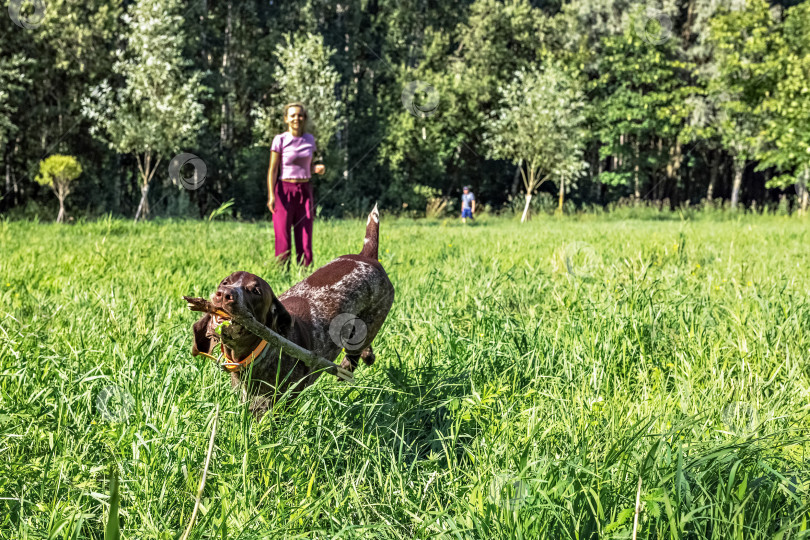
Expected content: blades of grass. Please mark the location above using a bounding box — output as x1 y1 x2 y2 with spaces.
179 404 219 540
104 465 120 540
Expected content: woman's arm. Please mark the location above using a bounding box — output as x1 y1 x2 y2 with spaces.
311 150 325 176
267 151 280 213
311 139 324 176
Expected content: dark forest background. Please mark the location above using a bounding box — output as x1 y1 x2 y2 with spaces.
1 0 809 221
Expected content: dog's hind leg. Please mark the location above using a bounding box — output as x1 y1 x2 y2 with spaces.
360 346 375 366
340 346 375 372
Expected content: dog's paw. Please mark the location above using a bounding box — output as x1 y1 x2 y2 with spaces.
340 357 357 372
361 347 375 366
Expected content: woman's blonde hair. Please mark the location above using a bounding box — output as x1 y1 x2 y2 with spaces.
283 102 307 119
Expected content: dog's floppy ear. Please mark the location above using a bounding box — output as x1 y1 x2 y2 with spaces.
266 295 292 335
191 314 213 356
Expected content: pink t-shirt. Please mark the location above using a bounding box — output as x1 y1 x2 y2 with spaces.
271 132 317 180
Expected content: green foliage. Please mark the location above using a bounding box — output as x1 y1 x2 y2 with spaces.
35 0 123 74
253 32 343 155
590 25 692 192
705 0 779 160
0 54 31 157
755 1 810 189
381 0 550 210
81 0 205 220
82 0 204 159
208 199 235 222
6 0 810 217
458 0 549 91
380 38 467 196
34 154 82 222
485 65 587 195
34 154 83 189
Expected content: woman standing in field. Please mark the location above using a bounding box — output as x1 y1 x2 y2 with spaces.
267 103 325 267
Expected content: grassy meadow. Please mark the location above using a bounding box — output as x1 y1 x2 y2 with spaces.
0 214 809 539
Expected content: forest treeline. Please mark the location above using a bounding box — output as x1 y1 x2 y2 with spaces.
1 0 809 220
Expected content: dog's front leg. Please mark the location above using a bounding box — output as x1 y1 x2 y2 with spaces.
340 346 375 372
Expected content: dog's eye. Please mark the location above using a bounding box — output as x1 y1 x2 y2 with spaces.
253 287 262 295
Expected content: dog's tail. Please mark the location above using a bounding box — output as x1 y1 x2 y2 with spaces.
360 202 380 260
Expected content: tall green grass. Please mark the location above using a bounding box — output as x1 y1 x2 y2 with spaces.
0 215 808 539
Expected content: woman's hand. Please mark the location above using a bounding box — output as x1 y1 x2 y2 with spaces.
314 164 325 175
267 195 276 214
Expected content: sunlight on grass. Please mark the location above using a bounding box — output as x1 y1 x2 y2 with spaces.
0 215 808 538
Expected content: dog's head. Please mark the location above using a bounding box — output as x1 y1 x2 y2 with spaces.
191 271 291 358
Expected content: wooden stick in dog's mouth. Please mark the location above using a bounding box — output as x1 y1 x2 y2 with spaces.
182 295 354 382
183 296 231 320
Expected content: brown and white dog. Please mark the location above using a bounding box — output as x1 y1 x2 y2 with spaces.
190 204 394 418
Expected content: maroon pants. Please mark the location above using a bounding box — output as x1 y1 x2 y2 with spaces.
273 181 313 266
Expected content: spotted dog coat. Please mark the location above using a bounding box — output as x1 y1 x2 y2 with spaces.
191 204 394 418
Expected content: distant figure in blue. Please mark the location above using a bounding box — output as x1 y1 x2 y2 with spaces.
461 185 476 224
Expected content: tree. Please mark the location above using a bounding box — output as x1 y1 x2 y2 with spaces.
705 0 779 209
754 1 810 213
380 0 550 213
35 155 82 223
589 20 693 204
253 33 343 176
0 55 30 170
681 0 743 204
83 0 205 222
485 66 587 222
680 96 724 202
379 29 485 212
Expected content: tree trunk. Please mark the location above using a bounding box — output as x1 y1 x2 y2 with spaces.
656 138 664 201
633 139 640 202
134 153 161 222
450 145 461 194
557 178 564 214
510 159 522 197
56 198 66 223
341 5 350 181
134 183 150 223
4 161 11 204
113 153 121 214
683 0 696 41
53 181 69 223
596 156 604 204
706 150 719 202
521 194 532 223
590 148 601 202
6 142 20 207
799 168 810 215
220 0 233 149
666 139 682 203
730 158 744 210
